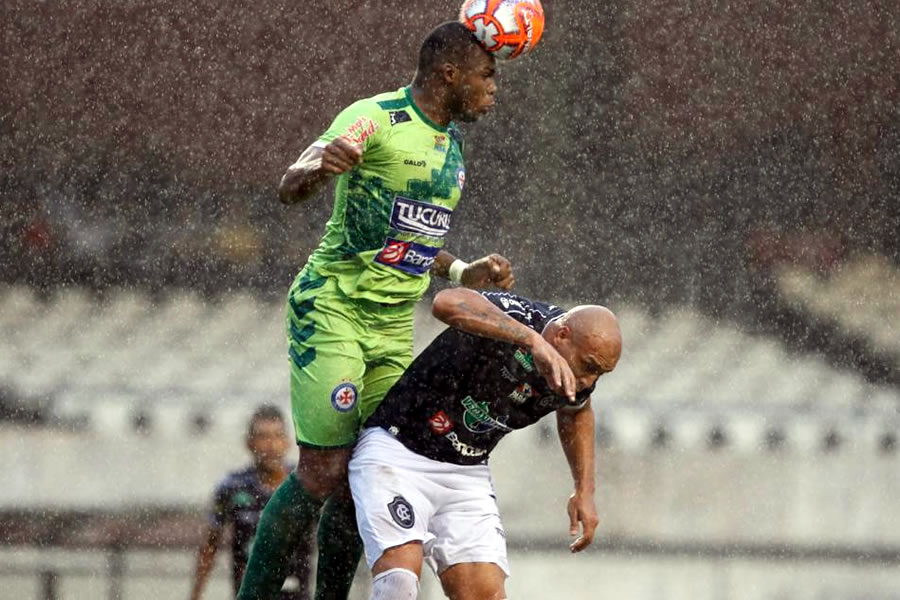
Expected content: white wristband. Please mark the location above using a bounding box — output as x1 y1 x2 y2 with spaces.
448 259 469 284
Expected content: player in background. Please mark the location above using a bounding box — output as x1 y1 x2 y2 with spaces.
238 22 514 600
349 288 622 600
190 405 313 600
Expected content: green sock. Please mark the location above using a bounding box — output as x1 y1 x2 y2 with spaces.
313 495 364 600
237 472 323 600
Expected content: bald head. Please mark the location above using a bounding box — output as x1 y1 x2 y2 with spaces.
562 305 622 367
546 305 622 391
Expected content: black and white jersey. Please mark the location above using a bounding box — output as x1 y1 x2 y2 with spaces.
365 292 594 465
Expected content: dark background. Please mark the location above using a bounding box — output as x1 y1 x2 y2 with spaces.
3 0 898 316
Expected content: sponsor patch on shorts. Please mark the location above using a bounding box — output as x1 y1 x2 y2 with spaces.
330 382 358 412
387 495 415 529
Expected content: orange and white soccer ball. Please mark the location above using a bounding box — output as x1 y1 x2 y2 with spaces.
459 0 545 60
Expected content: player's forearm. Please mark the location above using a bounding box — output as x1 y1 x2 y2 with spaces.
278 146 331 205
432 288 541 348
188 526 222 600
431 250 457 280
189 541 219 600
557 404 596 495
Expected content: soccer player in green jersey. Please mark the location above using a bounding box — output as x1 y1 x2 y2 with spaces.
237 22 514 600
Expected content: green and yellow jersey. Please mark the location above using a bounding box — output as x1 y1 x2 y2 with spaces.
304 86 466 304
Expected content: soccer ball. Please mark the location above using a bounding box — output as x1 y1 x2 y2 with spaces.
459 0 545 60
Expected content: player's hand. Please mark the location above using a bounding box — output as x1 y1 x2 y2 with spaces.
460 253 515 290
567 491 599 553
321 137 362 174
531 337 576 403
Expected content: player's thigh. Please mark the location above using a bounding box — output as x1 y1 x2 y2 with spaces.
286 277 367 448
348 429 435 571
356 302 415 422
439 562 507 600
358 353 412 424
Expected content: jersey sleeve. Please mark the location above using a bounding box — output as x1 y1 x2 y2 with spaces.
315 99 387 155
479 291 562 330
208 480 230 530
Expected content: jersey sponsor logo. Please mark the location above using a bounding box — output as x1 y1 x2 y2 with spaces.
403 159 426 168
428 410 454 435
389 110 411 126
387 496 415 529
344 116 378 146
330 382 358 412
232 490 254 507
508 382 534 405
390 197 452 238
514 348 535 373
457 168 466 191
445 431 488 457
500 367 517 382
462 396 512 433
434 134 447 153
374 237 440 276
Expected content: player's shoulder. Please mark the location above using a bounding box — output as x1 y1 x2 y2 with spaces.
344 88 408 116
334 88 414 134
215 465 257 493
479 291 565 327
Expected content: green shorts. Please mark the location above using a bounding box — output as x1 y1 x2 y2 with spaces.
286 269 415 448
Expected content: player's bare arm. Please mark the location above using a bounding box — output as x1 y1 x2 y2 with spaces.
278 137 362 205
432 250 515 289
557 400 598 553
188 524 222 600
432 288 575 399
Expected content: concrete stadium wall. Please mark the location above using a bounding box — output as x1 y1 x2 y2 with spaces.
3 425 899 549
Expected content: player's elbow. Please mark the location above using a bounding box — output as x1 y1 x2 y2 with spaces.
431 290 455 324
432 288 476 327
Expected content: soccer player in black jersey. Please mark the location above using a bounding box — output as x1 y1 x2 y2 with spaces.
348 288 622 600
189 406 313 600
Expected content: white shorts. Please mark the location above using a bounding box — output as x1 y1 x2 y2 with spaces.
348 427 510 577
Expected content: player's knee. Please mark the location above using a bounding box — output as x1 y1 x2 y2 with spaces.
371 568 419 600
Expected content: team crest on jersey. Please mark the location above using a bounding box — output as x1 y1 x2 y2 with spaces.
428 410 454 435
390 197 452 238
375 237 439 275
387 496 415 529
433 134 447 152
462 396 511 434
389 110 411 126
457 168 466 191
508 382 534 405
330 382 358 412
343 116 377 146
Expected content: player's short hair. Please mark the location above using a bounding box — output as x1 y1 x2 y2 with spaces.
247 403 286 438
417 21 484 73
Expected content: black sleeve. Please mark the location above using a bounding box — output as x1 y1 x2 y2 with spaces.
208 480 231 530
478 291 565 330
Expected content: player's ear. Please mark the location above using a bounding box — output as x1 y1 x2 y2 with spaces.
440 61 460 85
